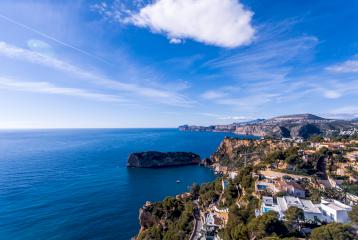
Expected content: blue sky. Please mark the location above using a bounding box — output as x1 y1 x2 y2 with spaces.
0 0 357 128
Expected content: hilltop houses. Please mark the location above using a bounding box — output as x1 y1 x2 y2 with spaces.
255 170 307 198
256 180 306 197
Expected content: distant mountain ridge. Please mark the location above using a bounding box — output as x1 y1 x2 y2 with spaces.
269 113 324 121
179 114 357 139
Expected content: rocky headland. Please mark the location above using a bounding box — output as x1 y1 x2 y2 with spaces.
127 151 201 168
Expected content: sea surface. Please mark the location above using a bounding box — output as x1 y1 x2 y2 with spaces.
0 129 238 240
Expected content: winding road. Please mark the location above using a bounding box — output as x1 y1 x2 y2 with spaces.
191 201 202 240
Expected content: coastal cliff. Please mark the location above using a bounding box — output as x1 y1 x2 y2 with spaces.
179 114 357 139
127 151 201 168
136 198 194 240
210 137 294 169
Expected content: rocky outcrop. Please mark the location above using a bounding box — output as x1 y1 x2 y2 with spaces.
136 198 194 239
127 151 201 168
178 124 215 132
210 137 295 168
139 202 159 229
179 114 357 139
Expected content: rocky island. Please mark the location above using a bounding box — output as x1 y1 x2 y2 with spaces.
127 151 201 168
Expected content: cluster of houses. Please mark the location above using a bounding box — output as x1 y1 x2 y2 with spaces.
196 138 358 239
256 178 306 198
255 170 309 197
256 170 354 224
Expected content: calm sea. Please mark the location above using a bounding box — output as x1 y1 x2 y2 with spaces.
0 129 238 240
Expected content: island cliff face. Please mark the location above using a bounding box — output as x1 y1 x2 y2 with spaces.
127 151 201 168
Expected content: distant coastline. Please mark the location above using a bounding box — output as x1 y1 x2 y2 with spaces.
179 113 358 139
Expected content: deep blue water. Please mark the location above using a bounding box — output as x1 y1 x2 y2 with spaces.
0 129 237 240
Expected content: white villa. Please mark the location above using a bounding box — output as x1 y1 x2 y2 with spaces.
319 198 352 223
261 196 323 222
260 196 353 224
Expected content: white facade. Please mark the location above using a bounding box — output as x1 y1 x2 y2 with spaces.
228 171 238 180
205 213 217 227
319 199 352 223
260 196 353 224
261 196 323 222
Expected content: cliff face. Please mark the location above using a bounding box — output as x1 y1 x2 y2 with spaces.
139 205 159 229
127 151 201 168
136 198 194 240
235 125 291 138
235 123 322 138
211 137 294 168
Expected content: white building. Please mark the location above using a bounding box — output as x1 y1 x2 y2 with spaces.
205 213 217 227
228 171 238 180
261 196 323 222
319 199 352 223
261 196 353 224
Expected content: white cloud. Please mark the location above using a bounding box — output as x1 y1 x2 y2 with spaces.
126 0 254 48
323 90 342 99
0 77 123 102
169 38 182 44
201 90 226 100
27 39 54 57
313 79 358 100
327 59 358 73
0 41 193 106
218 116 249 121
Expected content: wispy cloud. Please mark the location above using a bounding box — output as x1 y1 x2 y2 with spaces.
0 76 124 102
325 106 358 119
196 112 250 121
200 74 358 110
0 12 112 66
311 79 358 99
201 90 227 100
217 116 251 121
206 37 317 68
204 36 318 82
196 20 358 110
0 41 193 107
326 57 358 73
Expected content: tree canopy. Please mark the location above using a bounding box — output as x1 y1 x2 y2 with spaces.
348 205 358 225
310 223 354 240
284 206 304 233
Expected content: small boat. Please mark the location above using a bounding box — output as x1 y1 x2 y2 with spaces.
176 180 181 183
